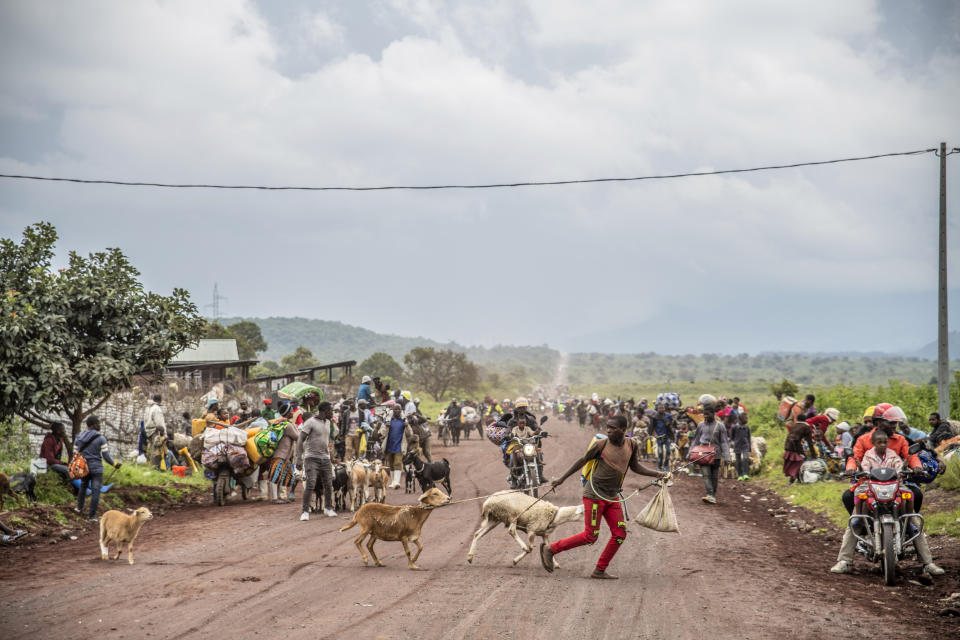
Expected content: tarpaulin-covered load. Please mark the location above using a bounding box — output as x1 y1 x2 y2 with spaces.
656 393 681 410
278 381 324 402
225 444 251 474
202 426 248 448
201 444 228 471
201 442 251 473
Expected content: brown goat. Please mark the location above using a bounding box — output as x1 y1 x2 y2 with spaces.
99 507 153 564
339 487 450 570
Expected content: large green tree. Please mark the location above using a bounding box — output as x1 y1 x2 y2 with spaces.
229 320 267 359
0 223 205 440
358 351 405 381
403 347 479 401
281 346 317 372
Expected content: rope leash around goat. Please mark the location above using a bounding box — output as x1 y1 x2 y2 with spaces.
424 487 541 509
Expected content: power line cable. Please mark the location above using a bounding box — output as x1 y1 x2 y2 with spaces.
0 148 937 192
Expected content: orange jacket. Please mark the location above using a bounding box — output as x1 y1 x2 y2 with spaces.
846 428 919 471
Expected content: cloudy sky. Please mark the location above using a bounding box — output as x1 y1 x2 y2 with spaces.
1 0 959 355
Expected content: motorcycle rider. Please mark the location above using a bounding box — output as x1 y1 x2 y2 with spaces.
444 399 462 445
507 407 545 487
928 412 955 448
831 405 944 576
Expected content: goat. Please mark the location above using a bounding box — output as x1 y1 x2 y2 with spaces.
367 459 389 504
403 451 451 496
332 464 348 512
403 460 417 494
467 491 584 567
346 460 368 512
0 472 25 511
99 507 153 565
750 436 768 475
339 487 450 570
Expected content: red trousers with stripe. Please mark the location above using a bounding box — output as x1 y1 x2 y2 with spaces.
549 497 627 571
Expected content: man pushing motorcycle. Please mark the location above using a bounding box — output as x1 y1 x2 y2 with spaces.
831 405 944 576
541 414 667 579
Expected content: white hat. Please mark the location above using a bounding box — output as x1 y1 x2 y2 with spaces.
361 375 372 384
824 408 840 422
836 421 850 432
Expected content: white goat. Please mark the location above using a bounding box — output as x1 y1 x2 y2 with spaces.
346 460 368 512
467 491 584 567
99 507 153 565
367 459 389 504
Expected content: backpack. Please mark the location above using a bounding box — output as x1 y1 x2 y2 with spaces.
580 435 608 486
253 421 289 458
68 434 98 479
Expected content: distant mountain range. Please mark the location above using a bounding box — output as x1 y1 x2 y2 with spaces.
219 316 958 364
911 331 960 360
217 316 559 379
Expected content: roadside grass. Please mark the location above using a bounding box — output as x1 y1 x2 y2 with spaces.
0 459 208 511
755 422 960 539
924 506 960 537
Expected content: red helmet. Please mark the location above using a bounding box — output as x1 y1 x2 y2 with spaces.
872 402 893 419
881 406 907 424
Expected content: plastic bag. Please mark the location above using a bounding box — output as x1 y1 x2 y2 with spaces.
136 454 148 465
634 484 679 533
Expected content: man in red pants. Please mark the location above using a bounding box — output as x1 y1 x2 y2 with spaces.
541 414 666 579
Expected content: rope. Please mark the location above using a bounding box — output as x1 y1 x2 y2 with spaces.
423 487 535 509
421 452 714 510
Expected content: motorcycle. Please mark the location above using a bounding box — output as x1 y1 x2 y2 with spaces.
437 414 453 447
506 416 550 497
847 468 923 585
208 462 253 507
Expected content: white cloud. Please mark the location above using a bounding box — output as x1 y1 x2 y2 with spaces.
0 0 958 351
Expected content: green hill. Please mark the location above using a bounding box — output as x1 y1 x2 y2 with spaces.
218 316 560 381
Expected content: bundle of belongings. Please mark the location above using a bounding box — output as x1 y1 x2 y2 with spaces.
201 426 252 474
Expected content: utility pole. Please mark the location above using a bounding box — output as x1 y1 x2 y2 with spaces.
938 142 949 419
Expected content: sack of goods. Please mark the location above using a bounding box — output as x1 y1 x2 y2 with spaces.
776 396 797 422
799 459 827 484
224 444 251 474
656 393 681 410
202 426 248 449
461 408 480 425
634 483 679 533
201 443 229 471
253 422 289 458
485 423 510 446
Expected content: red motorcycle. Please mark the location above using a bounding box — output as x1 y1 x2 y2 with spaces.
848 468 923 585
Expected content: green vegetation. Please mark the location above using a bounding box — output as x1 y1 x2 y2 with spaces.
203 320 268 360
924 507 960 537
567 351 960 388
935 457 960 492
0 222 205 439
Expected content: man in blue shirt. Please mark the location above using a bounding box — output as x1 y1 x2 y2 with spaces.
646 403 675 474
357 376 374 405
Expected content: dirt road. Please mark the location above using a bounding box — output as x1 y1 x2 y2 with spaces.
1 418 956 640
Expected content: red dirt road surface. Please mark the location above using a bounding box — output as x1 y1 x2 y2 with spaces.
1 418 956 640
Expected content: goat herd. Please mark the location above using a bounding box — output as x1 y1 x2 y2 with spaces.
328 451 452 513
